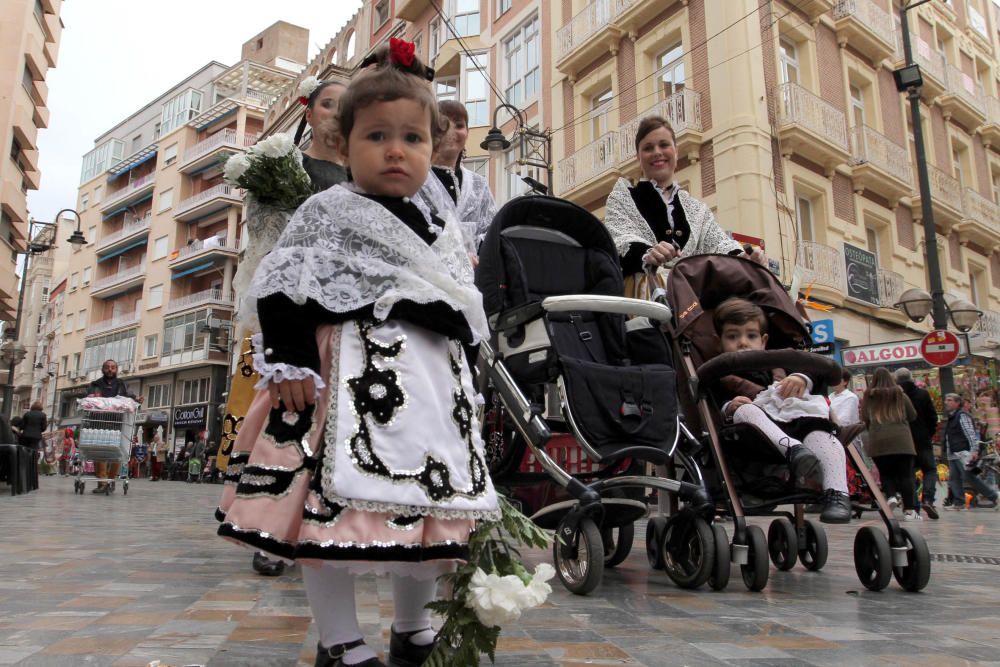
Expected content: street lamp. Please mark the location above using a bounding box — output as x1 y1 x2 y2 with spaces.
894 0 961 395
480 103 552 191
895 287 982 332
1 213 88 420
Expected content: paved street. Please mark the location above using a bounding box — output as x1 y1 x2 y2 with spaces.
1 477 999 667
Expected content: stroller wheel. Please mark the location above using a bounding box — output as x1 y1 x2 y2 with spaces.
892 526 931 592
601 523 635 568
123 481 129 496
798 519 828 572
767 518 798 571
662 514 714 590
553 516 604 596
708 523 731 591
740 524 770 592
854 526 892 591
645 516 668 570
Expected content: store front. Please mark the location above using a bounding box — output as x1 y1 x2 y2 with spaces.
171 403 208 456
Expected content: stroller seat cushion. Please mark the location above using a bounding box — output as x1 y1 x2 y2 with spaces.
560 357 677 458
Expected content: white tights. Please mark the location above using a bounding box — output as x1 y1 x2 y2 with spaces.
733 404 848 494
303 565 437 665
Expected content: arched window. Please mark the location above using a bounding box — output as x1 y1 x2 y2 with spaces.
345 30 356 61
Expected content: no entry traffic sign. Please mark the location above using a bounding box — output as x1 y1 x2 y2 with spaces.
920 330 961 367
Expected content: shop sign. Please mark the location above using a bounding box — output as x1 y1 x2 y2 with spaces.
137 410 169 424
920 330 961 367
842 336 969 368
173 404 207 428
843 243 879 306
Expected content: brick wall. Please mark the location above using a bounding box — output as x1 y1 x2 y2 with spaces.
833 173 856 223
949 233 963 270
896 206 916 251
817 24 845 112
931 106 950 171
760 0 783 192
974 136 991 196
563 79 575 155
955 0 968 30
689 0 712 130
918 16 934 44
879 68 905 145
700 141 716 196
617 36 637 124
991 252 1000 289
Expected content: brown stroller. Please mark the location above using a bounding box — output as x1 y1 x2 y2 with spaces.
654 254 931 593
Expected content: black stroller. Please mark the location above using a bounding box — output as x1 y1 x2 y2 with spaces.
476 195 713 595
662 254 931 592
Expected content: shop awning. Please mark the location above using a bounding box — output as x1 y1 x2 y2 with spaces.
171 260 214 279
102 193 154 220
97 238 148 262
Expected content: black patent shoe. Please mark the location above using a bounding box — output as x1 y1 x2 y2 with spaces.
315 639 386 667
388 627 435 667
786 445 820 491
251 551 286 577
819 490 851 524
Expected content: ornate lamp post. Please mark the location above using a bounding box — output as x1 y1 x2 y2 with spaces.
480 103 552 195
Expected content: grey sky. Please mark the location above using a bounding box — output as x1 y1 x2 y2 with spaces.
27 0 362 224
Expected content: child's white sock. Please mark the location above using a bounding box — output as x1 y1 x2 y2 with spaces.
303 565 378 664
392 573 438 645
732 403 801 451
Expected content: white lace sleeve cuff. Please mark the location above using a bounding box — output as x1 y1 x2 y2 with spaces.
251 337 326 398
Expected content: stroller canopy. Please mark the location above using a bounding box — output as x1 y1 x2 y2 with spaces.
667 254 811 366
477 195 620 317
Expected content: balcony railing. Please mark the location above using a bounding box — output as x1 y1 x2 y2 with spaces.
182 129 259 166
95 213 151 251
850 125 911 183
925 165 964 212
556 0 639 61
619 89 702 153
876 269 905 308
91 262 146 293
962 188 1000 227
944 63 985 114
794 241 846 292
88 310 141 337
833 0 896 49
557 131 619 194
909 35 945 86
977 308 1000 341
166 288 235 315
777 82 848 150
102 173 155 209
175 184 243 217
171 237 235 263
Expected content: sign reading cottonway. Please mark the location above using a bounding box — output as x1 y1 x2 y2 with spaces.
173 404 207 429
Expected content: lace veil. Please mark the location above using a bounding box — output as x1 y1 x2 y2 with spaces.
245 185 489 343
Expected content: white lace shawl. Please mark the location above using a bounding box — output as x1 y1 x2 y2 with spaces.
603 177 743 259
417 168 497 250
245 184 490 344
233 193 295 329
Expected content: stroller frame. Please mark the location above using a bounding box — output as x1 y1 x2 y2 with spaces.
476 196 715 595
662 255 932 593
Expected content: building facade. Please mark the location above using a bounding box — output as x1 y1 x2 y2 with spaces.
49 22 306 451
0 0 63 323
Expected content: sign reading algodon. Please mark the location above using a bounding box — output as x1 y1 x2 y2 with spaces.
843 242 880 306
173 404 207 428
842 336 969 368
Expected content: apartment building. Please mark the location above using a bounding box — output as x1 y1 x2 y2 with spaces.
0 0 63 325
52 22 306 450
546 0 1000 396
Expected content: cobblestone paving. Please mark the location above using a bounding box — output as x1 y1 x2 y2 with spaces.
1 478 999 666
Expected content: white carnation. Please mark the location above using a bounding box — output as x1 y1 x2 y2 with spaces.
254 133 295 159
465 564 554 628
223 153 250 184
521 563 554 607
298 75 321 100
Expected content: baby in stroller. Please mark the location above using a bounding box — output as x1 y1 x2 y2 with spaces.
712 297 850 523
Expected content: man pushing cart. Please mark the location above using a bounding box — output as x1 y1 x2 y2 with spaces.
75 359 142 495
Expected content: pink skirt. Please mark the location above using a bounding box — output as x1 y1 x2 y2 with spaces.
217 321 496 570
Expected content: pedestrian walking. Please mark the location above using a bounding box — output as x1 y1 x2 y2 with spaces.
863 368 921 521
942 393 1000 510
895 368 940 519
18 401 47 451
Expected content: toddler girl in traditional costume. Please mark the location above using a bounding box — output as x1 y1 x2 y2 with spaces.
713 297 851 524
217 40 498 667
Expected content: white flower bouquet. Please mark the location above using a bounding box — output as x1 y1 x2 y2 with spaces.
223 132 313 211
424 497 552 666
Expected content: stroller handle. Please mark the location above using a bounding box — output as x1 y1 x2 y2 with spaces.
542 295 672 322
697 349 842 387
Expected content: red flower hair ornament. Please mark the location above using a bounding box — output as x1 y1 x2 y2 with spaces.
390 38 415 67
